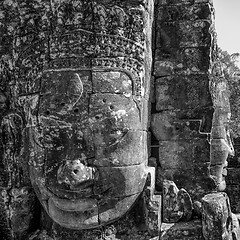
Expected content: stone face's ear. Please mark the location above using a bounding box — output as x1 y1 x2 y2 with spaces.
18 94 39 126
18 94 39 111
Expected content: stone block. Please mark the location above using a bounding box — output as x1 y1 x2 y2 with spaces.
94 130 148 166
158 0 213 4
232 213 240 240
160 220 204 240
151 113 206 141
226 168 240 185
6 187 37 239
210 139 231 165
155 47 211 74
158 0 196 5
178 20 212 47
202 192 233 240
157 3 212 22
143 187 162 236
155 20 212 48
153 61 174 77
158 139 210 170
156 166 213 201
154 75 212 111
226 184 240 213
98 194 139 225
151 108 213 134
93 165 147 198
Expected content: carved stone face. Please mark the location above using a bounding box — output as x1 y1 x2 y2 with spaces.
27 69 149 229
210 80 234 191
16 0 153 230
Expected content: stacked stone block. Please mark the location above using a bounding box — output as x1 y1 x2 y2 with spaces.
151 0 215 201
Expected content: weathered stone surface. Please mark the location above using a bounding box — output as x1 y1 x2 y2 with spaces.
232 214 240 240
92 71 133 95
156 21 211 48
94 165 147 198
158 3 212 22
158 139 209 170
209 73 234 191
0 0 221 239
154 47 211 74
161 220 204 240
0 187 37 240
154 75 212 111
158 0 213 5
163 180 183 223
226 185 240 213
142 180 162 236
98 194 139 225
157 166 214 201
226 168 240 213
163 180 192 223
0 0 156 236
94 131 148 166
202 192 233 240
192 201 202 218
151 114 206 141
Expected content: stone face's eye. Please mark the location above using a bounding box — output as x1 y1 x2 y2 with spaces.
74 108 79 113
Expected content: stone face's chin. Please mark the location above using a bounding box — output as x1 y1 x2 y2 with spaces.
46 197 99 230
50 196 98 212
40 191 140 230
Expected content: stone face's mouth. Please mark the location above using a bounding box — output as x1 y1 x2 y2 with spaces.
46 195 99 230
47 185 95 200
50 195 98 212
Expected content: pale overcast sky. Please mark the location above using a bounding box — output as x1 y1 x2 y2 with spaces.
213 0 240 67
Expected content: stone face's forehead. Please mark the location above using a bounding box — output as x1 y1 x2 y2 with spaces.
40 70 133 95
41 70 92 95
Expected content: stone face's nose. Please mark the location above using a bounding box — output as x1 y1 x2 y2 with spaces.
57 160 96 188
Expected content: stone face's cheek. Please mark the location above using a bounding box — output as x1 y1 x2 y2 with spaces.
93 165 147 199
89 93 142 131
98 194 140 225
94 130 148 166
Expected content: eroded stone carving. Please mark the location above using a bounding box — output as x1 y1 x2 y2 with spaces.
202 192 233 240
209 62 235 191
11 0 156 231
162 180 193 223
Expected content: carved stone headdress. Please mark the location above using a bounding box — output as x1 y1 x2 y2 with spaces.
15 1 147 97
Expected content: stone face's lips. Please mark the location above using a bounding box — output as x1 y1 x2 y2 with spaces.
51 196 98 212
47 197 99 230
47 186 94 200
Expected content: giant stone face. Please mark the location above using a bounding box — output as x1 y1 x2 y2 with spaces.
28 69 148 229
21 0 153 230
